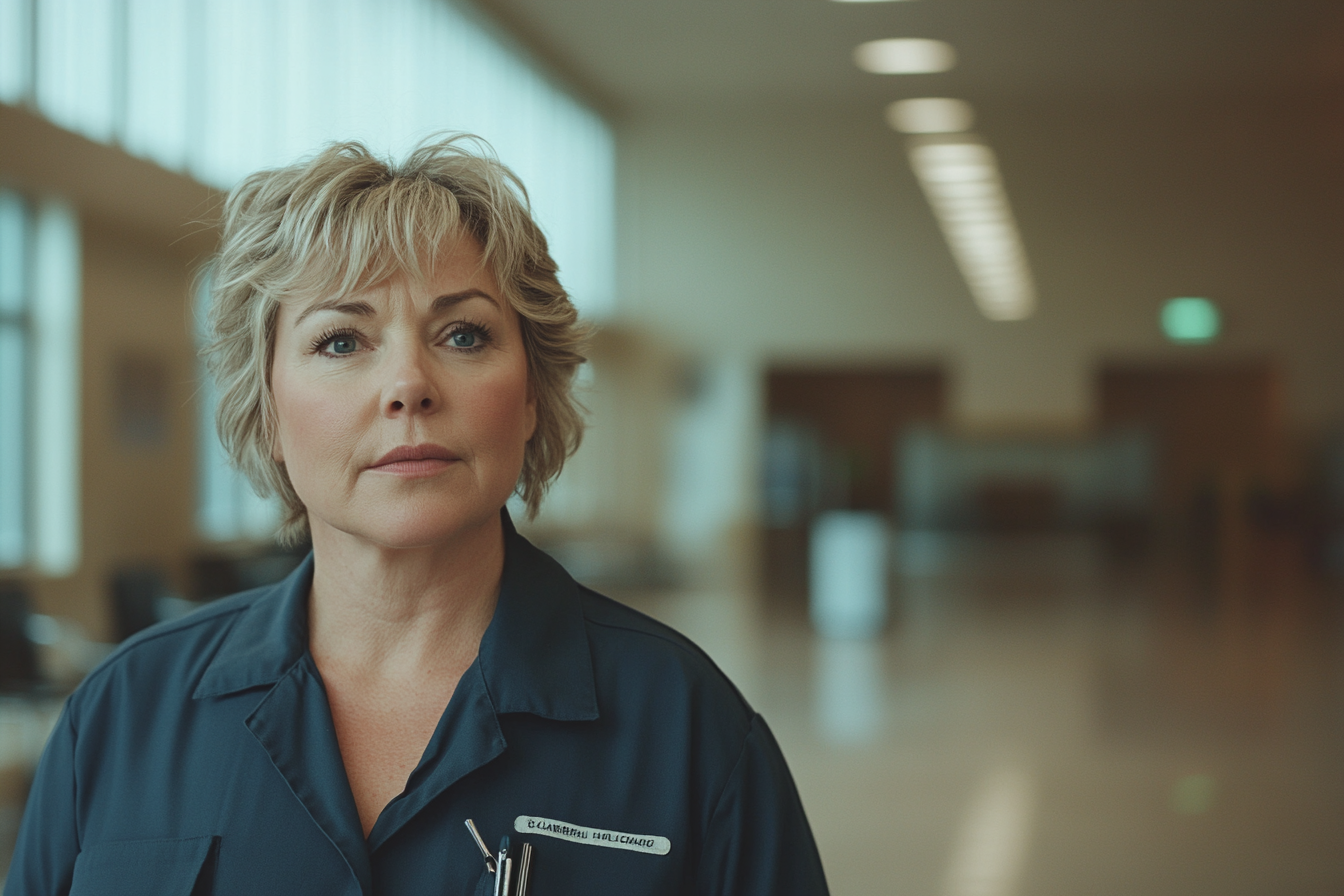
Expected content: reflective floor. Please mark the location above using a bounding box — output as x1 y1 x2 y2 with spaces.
625 533 1344 896
3 533 1343 894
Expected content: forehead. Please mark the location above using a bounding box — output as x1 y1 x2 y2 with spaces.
281 234 509 316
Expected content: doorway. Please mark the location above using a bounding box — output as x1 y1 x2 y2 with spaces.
761 365 946 607
1098 361 1286 525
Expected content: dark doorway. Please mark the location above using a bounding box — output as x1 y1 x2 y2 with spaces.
1098 361 1287 526
761 365 946 608
1096 360 1301 586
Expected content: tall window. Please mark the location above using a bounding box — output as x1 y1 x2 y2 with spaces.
2 0 617 544
0 0 615 318
0 189 81 573
0 191 29 568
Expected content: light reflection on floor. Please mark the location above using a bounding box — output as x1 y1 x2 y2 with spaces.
625 532 1344 896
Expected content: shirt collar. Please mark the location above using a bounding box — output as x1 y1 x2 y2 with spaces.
194 511 599 722
478 511 598 720
193 554 312 699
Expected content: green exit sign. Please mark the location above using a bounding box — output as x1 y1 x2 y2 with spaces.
1161 297 1220 343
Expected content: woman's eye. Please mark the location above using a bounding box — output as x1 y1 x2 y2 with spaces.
449 330 478 348
324 335 359 355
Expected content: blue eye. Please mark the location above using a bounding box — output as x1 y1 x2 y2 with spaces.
312 329 362 356
444 322 492 351
326 335 359 354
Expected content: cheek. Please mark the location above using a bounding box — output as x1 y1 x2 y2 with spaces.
270 366 357 471
468 370 536 454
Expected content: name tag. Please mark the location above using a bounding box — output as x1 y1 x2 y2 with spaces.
514 815 671 856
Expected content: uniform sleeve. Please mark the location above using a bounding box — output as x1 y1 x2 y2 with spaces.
696 714 829 896
5 704 80 896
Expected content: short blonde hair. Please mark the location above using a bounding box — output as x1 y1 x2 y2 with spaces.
202 136 587 545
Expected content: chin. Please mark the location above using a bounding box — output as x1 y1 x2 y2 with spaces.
335 503 503 551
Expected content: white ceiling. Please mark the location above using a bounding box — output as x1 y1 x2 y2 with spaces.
476 0 1344 114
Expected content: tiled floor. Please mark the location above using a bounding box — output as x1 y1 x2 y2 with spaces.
4 532 1342 894
625 533 1344 896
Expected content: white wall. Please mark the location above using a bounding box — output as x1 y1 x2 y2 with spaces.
616 96 1344 423
607 94 1344 551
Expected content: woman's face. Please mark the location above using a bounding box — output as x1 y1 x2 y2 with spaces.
269 236 535 550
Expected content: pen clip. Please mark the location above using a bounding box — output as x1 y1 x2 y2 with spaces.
493 836 511 896
464 819 497 875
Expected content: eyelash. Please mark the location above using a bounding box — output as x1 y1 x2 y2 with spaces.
445 319 494 353
310 327 362 357
308 321 495 357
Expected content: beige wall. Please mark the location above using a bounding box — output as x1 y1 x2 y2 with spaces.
528 325 683 540
54 219 204 638
613 94 1344 430
2 104 218 639
19 222 204 639
595 93 1344 555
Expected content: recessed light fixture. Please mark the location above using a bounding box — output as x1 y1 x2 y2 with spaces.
1160 297 1220 343
907 139 1037 321
854 38 956 75
832 0 917 4
886 98 974 134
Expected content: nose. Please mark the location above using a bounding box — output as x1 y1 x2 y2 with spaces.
381 343 440 416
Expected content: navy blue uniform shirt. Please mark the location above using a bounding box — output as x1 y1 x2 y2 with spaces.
6 518 828 895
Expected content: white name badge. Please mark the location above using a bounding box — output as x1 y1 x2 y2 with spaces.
514 815 671 856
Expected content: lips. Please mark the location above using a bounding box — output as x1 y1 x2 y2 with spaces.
369 444 458 469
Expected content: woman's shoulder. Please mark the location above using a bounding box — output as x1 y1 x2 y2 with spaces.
66 584 279 715
574 586 755 724
576 587 712 658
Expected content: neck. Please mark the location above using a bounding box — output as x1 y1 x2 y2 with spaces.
306 512 506 683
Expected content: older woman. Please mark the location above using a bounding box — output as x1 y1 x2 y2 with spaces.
6 138 827 896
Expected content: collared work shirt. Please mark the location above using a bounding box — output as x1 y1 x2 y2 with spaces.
6 522 828 895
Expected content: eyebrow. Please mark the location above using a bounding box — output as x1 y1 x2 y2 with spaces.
293 299 375 328
431 289 501 313
292 289 500 328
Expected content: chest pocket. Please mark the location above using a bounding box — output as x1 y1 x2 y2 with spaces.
70 836 218 896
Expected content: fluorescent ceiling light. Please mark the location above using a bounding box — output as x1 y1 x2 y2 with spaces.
854 39 956 75
833 0 916 3
910 142 996 180
886 98 974 134
907 139 1037 321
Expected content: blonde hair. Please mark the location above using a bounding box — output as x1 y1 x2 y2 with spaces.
201 135 587 544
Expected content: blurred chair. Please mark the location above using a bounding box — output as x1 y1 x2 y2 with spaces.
109 566 171 642
0 581 43 693
190 547 307 602
189 554 245 602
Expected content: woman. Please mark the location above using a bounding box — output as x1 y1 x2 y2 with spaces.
6 137 828 895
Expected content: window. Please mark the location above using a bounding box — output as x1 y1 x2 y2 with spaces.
0 191 29 567
1 0 615 317
0 188 81 573
3 0 617 544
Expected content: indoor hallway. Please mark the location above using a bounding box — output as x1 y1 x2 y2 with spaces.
3 2 1343 891
623 533 1344 896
